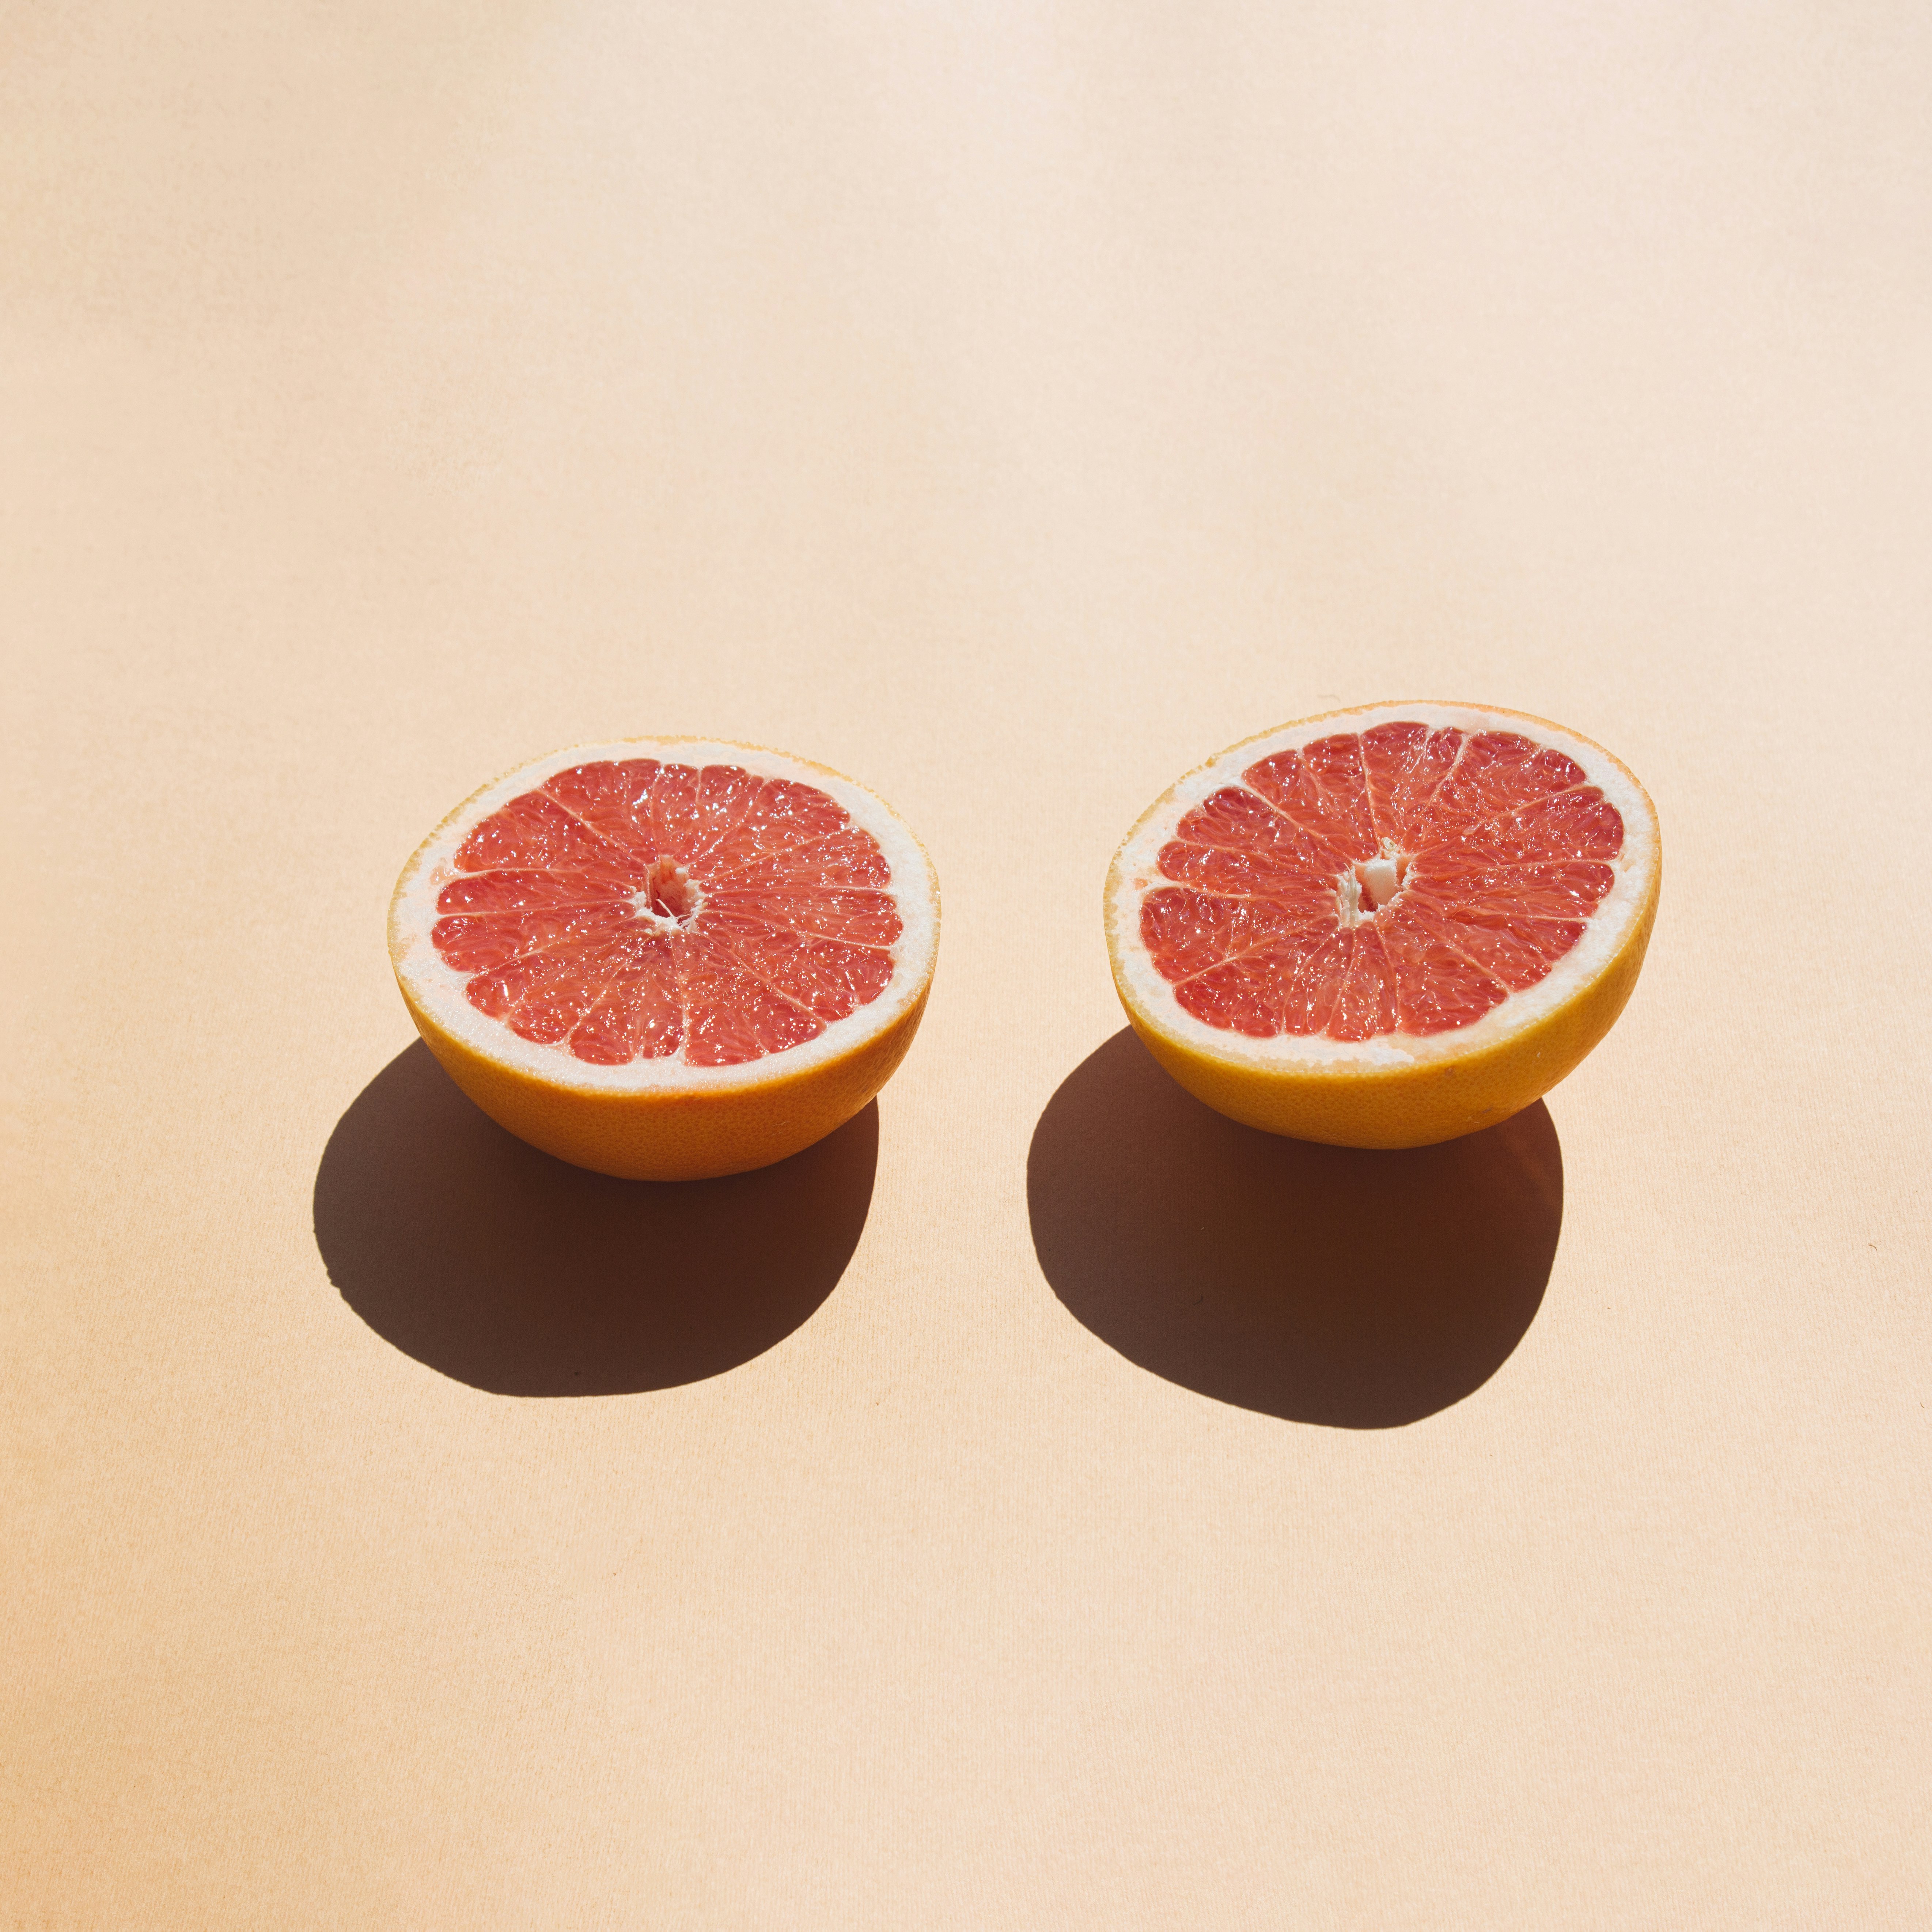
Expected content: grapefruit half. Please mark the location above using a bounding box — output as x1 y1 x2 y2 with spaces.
390 739 939 1180
1106 703 1659 1148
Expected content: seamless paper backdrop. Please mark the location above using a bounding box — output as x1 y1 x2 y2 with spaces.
4 4 1928 1926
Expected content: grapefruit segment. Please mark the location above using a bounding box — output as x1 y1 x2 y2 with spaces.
391 739 938 1179
1106 703 1659 1147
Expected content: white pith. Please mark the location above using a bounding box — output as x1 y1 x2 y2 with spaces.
390 738 940 1094
1106 702 1659 1072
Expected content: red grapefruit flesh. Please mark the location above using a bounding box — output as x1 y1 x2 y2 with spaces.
431 760 903 1067
1143 721 1624 1041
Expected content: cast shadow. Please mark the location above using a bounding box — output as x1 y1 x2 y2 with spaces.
314 1042 876 1397
1027 1031 1562 1429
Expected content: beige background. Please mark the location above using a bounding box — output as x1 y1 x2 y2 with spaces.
5 4 1928 1925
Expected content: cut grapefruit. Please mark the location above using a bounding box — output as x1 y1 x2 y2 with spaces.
1105 703 1659 1148
390 739 939 1180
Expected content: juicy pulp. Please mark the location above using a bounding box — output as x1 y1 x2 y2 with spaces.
1139 723 1625 1042
429 760 902 1067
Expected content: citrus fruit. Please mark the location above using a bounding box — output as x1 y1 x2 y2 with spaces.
389 739 939 1180
1105 703 1659 1148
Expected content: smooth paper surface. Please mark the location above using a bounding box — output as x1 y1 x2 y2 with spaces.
5 5 1928 1925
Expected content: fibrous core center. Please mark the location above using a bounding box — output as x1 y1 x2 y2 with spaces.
634 857 701 929
1338 840 1411 924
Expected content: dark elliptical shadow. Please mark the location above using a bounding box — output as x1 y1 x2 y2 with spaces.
315 1041 876 1396
1027 1030 1562 1428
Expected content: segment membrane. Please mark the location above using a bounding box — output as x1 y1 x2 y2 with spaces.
431 762 901 1065
1139 726 1624 1039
